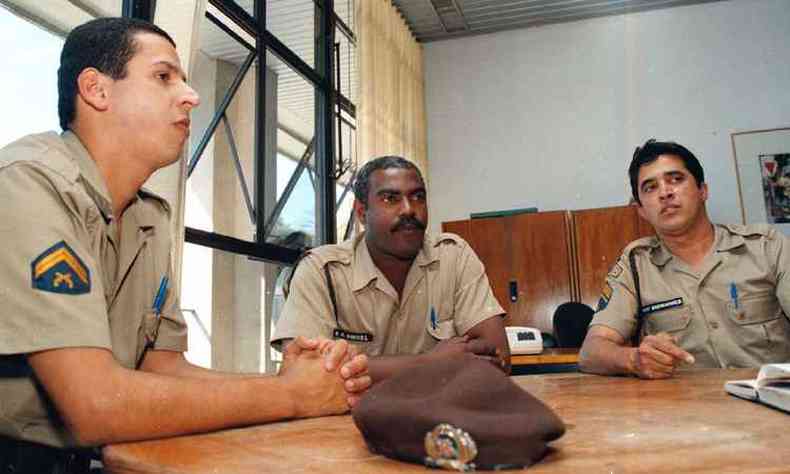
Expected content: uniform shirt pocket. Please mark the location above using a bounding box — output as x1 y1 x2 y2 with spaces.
425 299 457 341
726 293 789 352
729 293 781 326
645 306 691 335
426 318 456 340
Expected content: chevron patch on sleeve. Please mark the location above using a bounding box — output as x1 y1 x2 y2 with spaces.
31 241 91 295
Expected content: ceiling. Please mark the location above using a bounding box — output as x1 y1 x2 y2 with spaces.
391 0 727 42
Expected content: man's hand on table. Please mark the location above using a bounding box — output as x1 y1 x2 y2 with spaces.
425 335 507 372
280 336 371 415
630 332 695 379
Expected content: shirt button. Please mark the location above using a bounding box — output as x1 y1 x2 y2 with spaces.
709 321 719 330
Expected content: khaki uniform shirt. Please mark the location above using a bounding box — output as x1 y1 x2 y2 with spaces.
0 132 187 448
592 224 790 368
272 232 505 356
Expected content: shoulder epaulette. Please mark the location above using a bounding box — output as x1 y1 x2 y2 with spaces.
722 223 772 238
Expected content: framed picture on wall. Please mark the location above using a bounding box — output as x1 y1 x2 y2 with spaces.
731 127 790 234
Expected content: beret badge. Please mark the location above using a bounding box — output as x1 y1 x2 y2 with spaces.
424 423 478 471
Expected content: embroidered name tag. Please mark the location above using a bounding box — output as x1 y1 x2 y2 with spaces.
640 298 683 315
333 328 374 343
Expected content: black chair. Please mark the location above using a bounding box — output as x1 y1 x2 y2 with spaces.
540 332 557 348
552 302 594 348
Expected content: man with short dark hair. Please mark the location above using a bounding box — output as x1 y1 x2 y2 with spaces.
579 139 790 379
0 17 369 472
273 155 510 382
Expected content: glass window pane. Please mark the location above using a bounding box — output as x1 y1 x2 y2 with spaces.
235 0 317 70
0 7 62 148
270 152 316 250
263 50 319 248
186 11 258 241
334 25 356 105
267 0 316 70
181 243 282 373
80 0 122 17
334 112 356 241
334 0 355 32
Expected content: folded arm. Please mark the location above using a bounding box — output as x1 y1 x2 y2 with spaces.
366 315 509 382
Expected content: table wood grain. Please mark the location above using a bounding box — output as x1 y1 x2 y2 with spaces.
104 368 790 473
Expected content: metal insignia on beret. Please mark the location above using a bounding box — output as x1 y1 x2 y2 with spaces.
424 423 477 472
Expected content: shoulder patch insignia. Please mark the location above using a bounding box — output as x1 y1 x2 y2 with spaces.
607 261 624 279
31 241 91 295
596 282 613 312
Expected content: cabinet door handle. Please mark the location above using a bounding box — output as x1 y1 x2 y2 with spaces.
509 280 518 302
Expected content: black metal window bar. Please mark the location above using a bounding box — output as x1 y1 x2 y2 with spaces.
122 0 156 21
178 0 357 266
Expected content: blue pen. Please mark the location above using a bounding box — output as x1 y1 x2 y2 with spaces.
152 276 169 314
729 282 739 310
430 307 437 330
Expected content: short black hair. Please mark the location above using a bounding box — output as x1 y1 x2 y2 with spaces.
58 17 176 131
629 139 705 205
353 156 425 205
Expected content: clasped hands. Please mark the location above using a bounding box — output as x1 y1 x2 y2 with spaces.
279 336 371 417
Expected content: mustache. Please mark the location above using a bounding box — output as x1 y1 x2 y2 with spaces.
391 216 426 232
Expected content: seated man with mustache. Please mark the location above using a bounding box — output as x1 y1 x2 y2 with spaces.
579 139 790 379
273 156 510 381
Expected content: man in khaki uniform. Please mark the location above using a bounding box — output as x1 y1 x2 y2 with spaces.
0 17 369 472
273 156 510 381
579 139 790 379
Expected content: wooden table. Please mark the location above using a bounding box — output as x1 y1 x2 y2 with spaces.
510 348 579 366
103 368 790 473
511 348 579 375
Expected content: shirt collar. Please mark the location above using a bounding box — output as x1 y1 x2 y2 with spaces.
350 231 438 292
713 224 745 252
648 237 673 267
649 224 738 266
62 130 114 222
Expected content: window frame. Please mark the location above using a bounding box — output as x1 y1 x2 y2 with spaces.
158 0 356 266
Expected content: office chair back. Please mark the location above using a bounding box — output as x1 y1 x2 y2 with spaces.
552 302 594 348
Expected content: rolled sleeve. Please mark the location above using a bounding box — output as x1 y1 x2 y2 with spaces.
0 163 111 354
452 242 506 335
271 255 337 348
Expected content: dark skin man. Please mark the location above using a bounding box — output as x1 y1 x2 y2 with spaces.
353 166 510 381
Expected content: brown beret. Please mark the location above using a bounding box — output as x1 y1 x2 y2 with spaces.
352 354 565 470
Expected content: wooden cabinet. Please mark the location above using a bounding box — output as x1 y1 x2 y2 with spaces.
571 205 654 309
442 205 652 333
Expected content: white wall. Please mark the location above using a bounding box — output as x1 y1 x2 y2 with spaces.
424 0 790 232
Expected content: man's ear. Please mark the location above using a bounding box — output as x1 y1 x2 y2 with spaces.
76 68 111 112
699 182 709 202
353 199 367 226
636 202 647 221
